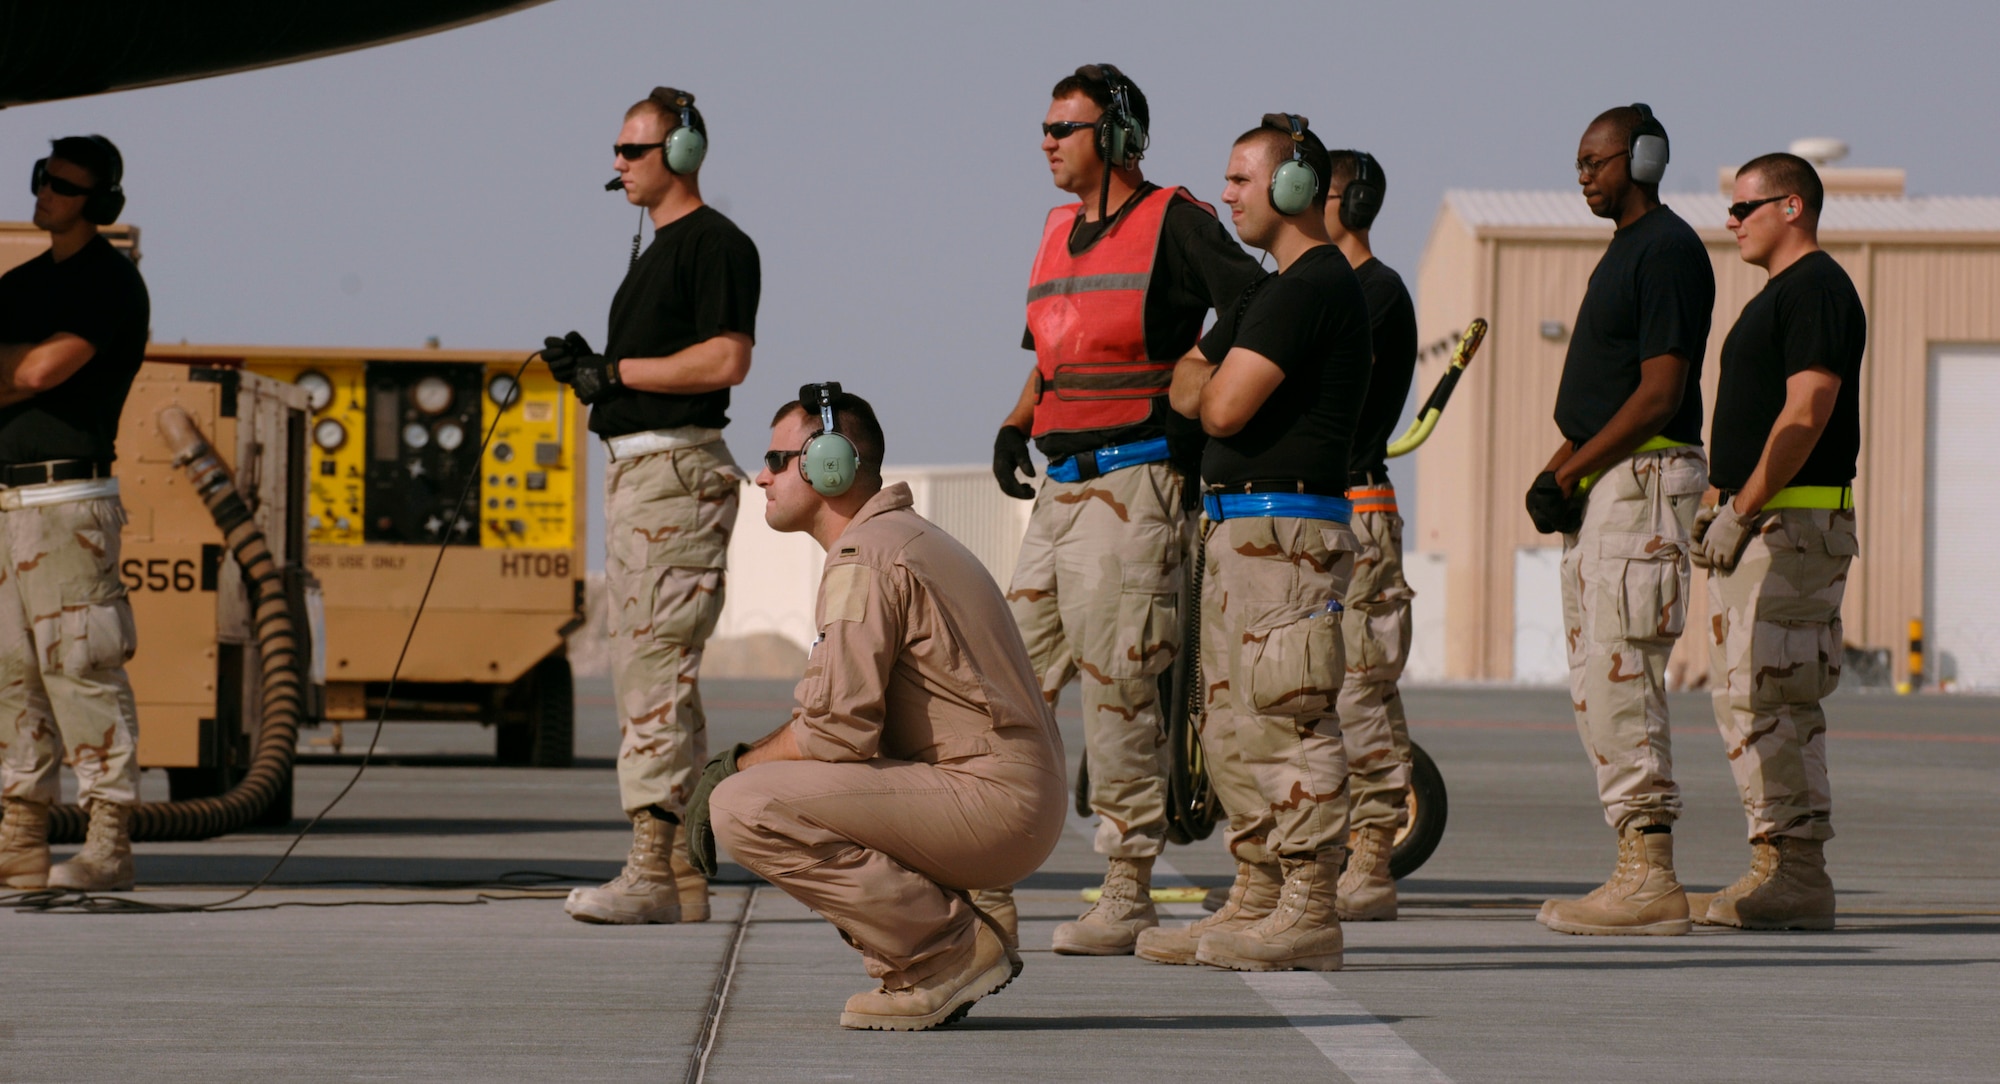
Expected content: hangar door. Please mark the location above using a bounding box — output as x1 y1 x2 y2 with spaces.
1928 345 2000 688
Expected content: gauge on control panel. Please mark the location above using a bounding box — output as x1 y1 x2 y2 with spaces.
313 417 347 451
403 422 430 449
434 421 465 451
412 375 454 415
488 374 520 409
296 370 334 413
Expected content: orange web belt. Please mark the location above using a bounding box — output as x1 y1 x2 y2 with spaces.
1348 485 1398 516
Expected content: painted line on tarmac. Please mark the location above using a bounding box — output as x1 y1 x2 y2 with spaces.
1417 718 2000 744
1239 971 1453 1084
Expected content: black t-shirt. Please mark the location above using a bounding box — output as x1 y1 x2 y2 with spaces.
0 234 150 463
1197 245 1372 490
1022 184 1264 462
590 205 760 437
1554 204 1714 447
1709 251 1866 491
1348 257 1418 478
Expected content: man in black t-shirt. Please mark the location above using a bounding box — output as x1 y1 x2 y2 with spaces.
987 65 1261 957
1317 149 1420 922
0 136 147 893
1533 106 1714 939
1686 153 1864 932
541 88 759 928
1138 116 1368 974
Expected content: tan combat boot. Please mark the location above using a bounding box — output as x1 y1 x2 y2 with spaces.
840 919 1018 1031
1196 853 1345 971
668 822 710 923
1710 838 1834 931
47 802 135 892
1136 860 1281 965
1537 828 1639 927
1051 856 1157 955
1686 840 1780 926
1 796 52 889
970 886 1019 950
1337 825 1398 922
1541 827 1691 936
564 807 681 924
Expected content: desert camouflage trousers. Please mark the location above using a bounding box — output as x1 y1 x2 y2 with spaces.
1561 445 1706 830
1337 507 1415 832
0 497 140 809
1007 462 1183 857
604 439 742 817
1199 515 1359 864
1707 507 1855 843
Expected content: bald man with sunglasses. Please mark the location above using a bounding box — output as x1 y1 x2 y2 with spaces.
986 63 1261 957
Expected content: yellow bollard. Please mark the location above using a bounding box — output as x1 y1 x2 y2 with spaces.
1905 618 1925 693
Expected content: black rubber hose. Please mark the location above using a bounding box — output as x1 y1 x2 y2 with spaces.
37 404 302 843
1162 527 1220 846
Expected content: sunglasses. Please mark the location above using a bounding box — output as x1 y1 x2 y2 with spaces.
613 141 666 161
1574 151 1629 179
763 449 805 473
1042 120 1100 140
34 167 94 198
1727 195 1790 222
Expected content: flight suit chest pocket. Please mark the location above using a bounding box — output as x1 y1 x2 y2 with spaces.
1595 531 1687 643
1237 602 1344 718
1110 561 1179 679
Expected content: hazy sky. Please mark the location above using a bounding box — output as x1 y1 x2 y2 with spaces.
6 0 1996 557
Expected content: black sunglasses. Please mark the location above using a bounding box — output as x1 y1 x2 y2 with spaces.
613 141 666 161
1042 120 1099 140
1727 195 1790 222
763 449 805 473
34 168 94 199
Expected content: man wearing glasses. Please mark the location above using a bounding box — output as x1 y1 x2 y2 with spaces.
542 87 760 927
1687 153 1862 931
0 136 148 892
988 63 1260 956
1529 105 1714 937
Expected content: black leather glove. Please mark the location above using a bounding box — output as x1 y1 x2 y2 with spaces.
1526 471 1586 535
992 425 1037 500
684 742 751 879
541 331 621 404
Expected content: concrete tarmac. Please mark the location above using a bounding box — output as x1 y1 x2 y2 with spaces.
3 679 1996 1082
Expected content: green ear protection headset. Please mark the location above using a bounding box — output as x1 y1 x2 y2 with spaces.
1087 63 1148 169
31 135 125 225
1335 150 1385 231
799 382 859 497
650 86 708 175
1627 102 1669 186
1268 113 1320 217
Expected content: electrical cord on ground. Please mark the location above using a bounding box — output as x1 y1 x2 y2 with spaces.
8 353 543 915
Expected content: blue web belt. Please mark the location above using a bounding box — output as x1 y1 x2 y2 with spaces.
1202 491 1353 524
1045 436 1171 484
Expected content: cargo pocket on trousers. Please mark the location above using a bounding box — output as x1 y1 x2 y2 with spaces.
56 597 137 675
1344 601 1409 684
645 567 727 647
1598 531 1686 642
1110 561 1179 679
1749 595 1842 708
1240 604 1343 717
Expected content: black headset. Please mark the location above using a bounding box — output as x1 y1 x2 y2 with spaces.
1628 103 1670 186
798 383 859 497
1335 150 1385 231
31 135 125 226
1268 114 1320 217
1086 63 1148 168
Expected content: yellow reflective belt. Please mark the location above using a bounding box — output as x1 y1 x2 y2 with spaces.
1762 485 1853 511
1576 436 1695 494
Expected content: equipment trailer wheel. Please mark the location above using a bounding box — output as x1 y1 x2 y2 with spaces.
496 654 575 768
1389 740 1448 880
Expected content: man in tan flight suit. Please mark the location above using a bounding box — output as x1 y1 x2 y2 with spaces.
695 388 1066 1030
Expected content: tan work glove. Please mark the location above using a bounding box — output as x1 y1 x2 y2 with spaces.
1689 504 1721 569
1694 502 1760 572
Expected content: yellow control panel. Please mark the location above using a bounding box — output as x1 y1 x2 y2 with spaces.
254 359 368 546
480 364 581 550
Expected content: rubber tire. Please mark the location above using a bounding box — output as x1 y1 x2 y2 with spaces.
528 654 575 768
1389 740 1448 880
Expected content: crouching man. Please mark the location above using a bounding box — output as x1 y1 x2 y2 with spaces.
687 386 1067 1031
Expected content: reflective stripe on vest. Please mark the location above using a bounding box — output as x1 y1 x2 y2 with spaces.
1025 187 1212 437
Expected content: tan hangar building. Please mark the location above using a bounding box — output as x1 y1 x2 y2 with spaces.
1412 157 2000 689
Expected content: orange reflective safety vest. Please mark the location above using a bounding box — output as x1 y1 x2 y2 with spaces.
1025 186 1212 437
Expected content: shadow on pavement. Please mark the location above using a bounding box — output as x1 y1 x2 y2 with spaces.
954 1012 1416 1032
